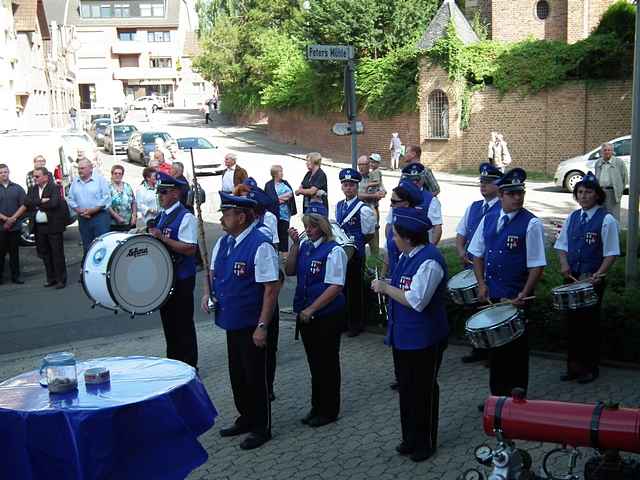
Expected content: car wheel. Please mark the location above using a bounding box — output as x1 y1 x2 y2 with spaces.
564 171 584 192
19 218 35 247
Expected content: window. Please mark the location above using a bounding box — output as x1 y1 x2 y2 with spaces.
119 54 139 68
150 57 172 68
118 31 136 41
140 3 152 16
615 139 631 157
100 4 112 17
114 4 130 17
91 4 100 17
147 31 170 42
152 3 164 16
536 0 550 20
80 4 90 17
427 90 449 139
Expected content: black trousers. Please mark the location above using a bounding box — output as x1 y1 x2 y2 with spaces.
393 341 446 451
226 327 271 436
300 311 343 419
160 276 198 368
345 254 365 333
34 226 66 284
489 331 529 397
267 303 280 396
566 278 605 376
277 219 290 253
0 230 20 280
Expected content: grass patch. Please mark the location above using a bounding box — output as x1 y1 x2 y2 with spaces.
453 168 555 182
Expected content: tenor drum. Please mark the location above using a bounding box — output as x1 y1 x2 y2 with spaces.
465 304 525 349
82 232 175 315
447 269 479 305
299 221 356 260
551 281 598 311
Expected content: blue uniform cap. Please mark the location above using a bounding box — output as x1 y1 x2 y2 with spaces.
392 207 433 233
156 171 188 189
401 163 425 178
479 162 503 181
306 203 328 217
394 180 423 206
242 177 258 188
246 186 274 209
219 191 258 210
574 171 599 190
339 168 362 183
495 167 526 191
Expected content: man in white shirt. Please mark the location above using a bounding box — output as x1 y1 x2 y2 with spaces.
215 153 248 194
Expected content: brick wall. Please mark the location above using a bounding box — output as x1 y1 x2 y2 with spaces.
266 110 420 167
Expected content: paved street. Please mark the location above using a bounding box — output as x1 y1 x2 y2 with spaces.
1 109 638 479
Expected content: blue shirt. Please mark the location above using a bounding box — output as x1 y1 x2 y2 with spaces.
68 172 111 210
275 181 293 221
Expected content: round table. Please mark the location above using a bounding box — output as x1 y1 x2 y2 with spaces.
0 356 217 480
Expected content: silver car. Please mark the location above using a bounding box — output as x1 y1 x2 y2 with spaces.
554 135 631 192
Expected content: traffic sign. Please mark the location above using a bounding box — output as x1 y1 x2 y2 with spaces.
307 44 354 61
332 122 364 136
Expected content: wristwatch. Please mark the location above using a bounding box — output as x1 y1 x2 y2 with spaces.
257 322 267 330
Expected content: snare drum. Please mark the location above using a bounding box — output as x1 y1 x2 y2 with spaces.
551 281 598 311
448 269 479 305
299 221 356 260
82 232 175 315
465 304 525 349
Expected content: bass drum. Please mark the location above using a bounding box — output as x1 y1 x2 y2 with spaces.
299 221 356 260
82 232 175 315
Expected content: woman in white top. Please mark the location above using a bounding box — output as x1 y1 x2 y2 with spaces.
136 167 160 228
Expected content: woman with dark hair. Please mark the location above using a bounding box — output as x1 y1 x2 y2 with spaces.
554 172 620 384
136 167 160 228
286 203 347 428
372 207 448 463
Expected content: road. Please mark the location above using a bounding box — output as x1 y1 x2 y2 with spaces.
1 108 579 355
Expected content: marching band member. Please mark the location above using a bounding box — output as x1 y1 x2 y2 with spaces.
149 172 199 369
554 172 620 384
455 163 502 364
286 203 348 427
468 168 546 405
336 168 376 337
371 208 448 462
400 163 443 245
201 192 280 450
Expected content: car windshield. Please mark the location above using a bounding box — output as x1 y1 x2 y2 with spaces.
141 132 170 143
63 135 92 150
114 126 136 135
177 137 214 150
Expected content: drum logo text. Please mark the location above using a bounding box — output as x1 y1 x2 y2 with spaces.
233 262 247 276
127 247 149 258
506 235 519 249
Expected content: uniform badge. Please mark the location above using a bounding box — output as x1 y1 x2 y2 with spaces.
506 235 519 249
162 227 172 238
399 276 412 291
310 260 322 275
233 262 247 276
585 232 598 245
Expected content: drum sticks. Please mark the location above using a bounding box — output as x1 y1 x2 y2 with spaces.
479 296 536 309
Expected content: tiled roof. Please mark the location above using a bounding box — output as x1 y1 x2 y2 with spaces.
13 0 38 32
416 0 479 50
183 30 201 57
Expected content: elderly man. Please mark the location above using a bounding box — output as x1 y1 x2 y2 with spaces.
215 153 248 194
357 155 385 256
153 149 172 175
68 159 111 252
0 164 27 284
595 142 628 221
403 145 440 196
26 155 49 190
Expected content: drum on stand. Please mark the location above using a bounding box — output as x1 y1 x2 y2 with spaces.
465 304 525 349
299 221 356 260
82 232 175 315
448 269 480 305
551 281 598 311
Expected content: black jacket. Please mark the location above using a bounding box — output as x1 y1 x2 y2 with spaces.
264 179 297 220
24 181 68 234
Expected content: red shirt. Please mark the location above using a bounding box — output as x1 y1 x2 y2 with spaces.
157 162 172 175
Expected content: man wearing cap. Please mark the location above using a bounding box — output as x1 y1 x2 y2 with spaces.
202 192 280 450
149 172 200 369
400 163 443 246
455 163 503 364
554 172 619 384
371 207 448 462
402 145 440 196
357 155 386 256
468 168 546 404
594 142 628 221
336 168 376 337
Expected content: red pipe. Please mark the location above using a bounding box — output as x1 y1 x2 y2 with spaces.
483 396 640 453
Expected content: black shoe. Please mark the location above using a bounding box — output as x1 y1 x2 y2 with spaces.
44 281 57 287
478 403 485 413
308 416 337 428
346 331 360 338
269 392 276 402
239 432 270 450
389 381 399 391
461 352 487 363
12 278 24 285
301 410 316 425
55 282 66 290
577 372 597 384
220 423 251 438
560 372 579 382
395 442 414 455
410 448 435 462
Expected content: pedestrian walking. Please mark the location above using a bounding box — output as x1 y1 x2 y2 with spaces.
136 167 161 228
594 142 628 221
264 165 296 255
487 132 512 173
108 165 137 232
69 106 77 130
389 132 402 170
0 164 26 284
23 167 67 289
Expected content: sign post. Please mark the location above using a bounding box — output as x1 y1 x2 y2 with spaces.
307 44 358 168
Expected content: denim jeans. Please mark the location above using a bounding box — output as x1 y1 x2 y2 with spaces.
78 210 111 253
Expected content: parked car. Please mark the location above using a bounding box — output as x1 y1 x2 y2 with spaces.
176 136 220 165
104 124 138 154
127 131 176 165
61 130 99 162
553 135 631 192
89 118 112 147
129 96 164 112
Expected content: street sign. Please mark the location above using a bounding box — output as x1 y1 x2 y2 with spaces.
332 122 364 136
307 44 354 61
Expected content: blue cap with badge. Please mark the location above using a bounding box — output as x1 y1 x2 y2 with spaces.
156 171 188 189
479 162 503 181
247 186 276 211
393 180 423 206
392 207 432 233
219 191 257 210
495 168 526 191
339 168 361 183
243 177 258 188
574 171 599 190
401 163 425 178
305 203 328 217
